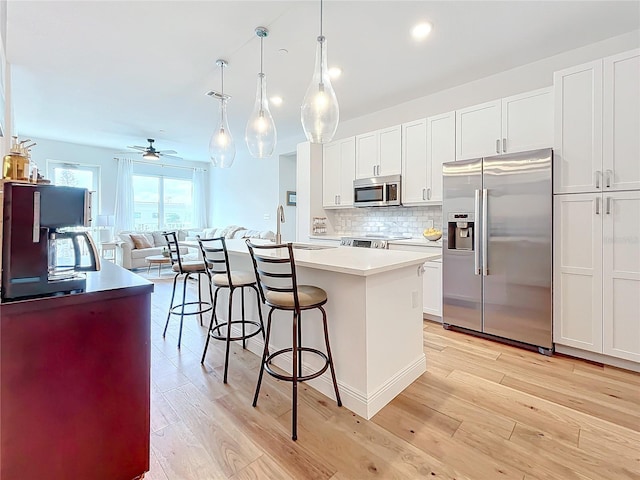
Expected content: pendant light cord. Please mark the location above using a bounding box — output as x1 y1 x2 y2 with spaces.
320 0 323 36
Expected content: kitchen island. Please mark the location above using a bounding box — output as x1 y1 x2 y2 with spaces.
197 239 440 419
0 261 153 480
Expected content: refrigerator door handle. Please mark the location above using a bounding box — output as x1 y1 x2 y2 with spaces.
474 189 481 275
482 188 489 276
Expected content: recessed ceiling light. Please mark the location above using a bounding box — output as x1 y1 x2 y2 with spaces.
329 67 342 79
270 96 283 106
411 22 433 41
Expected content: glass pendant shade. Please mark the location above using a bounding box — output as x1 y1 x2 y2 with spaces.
209 98 235 168
301 35 339 144
246 73 277 158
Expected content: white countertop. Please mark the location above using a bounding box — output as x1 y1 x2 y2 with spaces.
201 239 440 277
389 237 443 248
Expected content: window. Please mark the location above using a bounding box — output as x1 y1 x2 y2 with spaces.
47 162 100 224
133 175 193 231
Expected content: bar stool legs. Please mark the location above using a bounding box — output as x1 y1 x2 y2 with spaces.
163 272 212 349
201 284 265 384
252 307 341 441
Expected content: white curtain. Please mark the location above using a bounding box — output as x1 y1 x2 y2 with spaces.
192 167 207 228
114 158 135 233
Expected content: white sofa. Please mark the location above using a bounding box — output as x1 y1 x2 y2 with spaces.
117 226 275 270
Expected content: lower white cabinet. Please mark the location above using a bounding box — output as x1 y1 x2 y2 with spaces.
388 243 442 319
554 191 640 363
422 259 442 318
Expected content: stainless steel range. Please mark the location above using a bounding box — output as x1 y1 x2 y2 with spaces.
340 234 406 249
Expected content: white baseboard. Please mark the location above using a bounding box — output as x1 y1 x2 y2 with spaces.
555 344 640 372
233 326 426 420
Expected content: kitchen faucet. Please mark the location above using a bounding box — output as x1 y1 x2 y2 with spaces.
276 204 285 244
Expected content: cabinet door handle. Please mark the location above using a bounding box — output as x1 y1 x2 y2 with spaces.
496 139 500 154
502 138 506 153
595 170 601 189
427 188 432 200
605 169 613 188
338 194 341 204
595 196 601 215
33 191 41 243
422 188 426 201
606 197 611 214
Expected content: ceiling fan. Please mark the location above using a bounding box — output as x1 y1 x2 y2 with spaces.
118 139 181 160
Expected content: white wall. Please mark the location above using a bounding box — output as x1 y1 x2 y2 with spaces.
26 136 209 218
209 135 300 232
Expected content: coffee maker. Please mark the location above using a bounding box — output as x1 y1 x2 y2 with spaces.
1 182 101 301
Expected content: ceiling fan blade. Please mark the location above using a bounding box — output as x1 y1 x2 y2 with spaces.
159 153 183 160
127 146 147 151
157 149 178 155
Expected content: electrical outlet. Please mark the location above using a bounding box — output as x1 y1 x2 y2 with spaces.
411 291 419 308
263 213 270 220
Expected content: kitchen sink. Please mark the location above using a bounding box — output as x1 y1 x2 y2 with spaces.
291 243 337 250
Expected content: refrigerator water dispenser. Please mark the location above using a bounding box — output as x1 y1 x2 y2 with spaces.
447 213 474 250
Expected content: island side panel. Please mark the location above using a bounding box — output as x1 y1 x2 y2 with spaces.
0 291 151 480
364 264 426 418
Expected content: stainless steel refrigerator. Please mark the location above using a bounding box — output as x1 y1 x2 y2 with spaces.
442 148 553 353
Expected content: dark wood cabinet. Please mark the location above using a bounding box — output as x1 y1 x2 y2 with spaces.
0 262 153 480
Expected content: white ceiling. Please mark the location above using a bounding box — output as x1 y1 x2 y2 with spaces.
7 1 640 163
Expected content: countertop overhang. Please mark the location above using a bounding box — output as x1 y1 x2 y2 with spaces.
187 239 440 276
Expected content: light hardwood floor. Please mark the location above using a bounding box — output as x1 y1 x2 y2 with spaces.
145 274 640 480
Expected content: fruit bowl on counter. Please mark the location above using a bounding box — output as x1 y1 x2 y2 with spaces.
423 228 442 241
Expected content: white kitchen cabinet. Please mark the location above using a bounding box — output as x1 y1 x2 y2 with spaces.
323 137 355 208
554 191 640 363
602 190 640 362
554 48 639 194
355 126 401 179
422 259 442 318
456 88 552 161
402 112 455 206
401 119 428 204
426 111 456 203
603 49 640 192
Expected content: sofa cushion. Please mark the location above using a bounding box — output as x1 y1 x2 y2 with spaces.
219 225 245 238
151 231 166 247
118 232 135 249
130 233 153 249
202 227 218 238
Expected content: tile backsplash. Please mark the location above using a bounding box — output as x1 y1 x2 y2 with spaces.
326 205 442 238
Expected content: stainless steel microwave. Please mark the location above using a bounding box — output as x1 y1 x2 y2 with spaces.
353 174 402 207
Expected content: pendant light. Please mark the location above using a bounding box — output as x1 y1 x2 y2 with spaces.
245 27 277 158
301 0 339 144
209 59 236 168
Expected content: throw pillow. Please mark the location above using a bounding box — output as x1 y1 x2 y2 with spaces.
130 233 153 249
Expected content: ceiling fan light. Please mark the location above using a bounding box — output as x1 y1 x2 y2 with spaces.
143 151 159 160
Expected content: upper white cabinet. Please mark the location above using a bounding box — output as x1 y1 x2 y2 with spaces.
456 88 553 161
355 126 401 179
401 119 428 204
603 50 640 192
322 137 355 208
554 190 640 363
426 112 456 203
402 112 455 205
554 49 639 194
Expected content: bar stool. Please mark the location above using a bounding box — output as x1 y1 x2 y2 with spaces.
198 236 265 383
162 231 212 349
245 239 341 441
